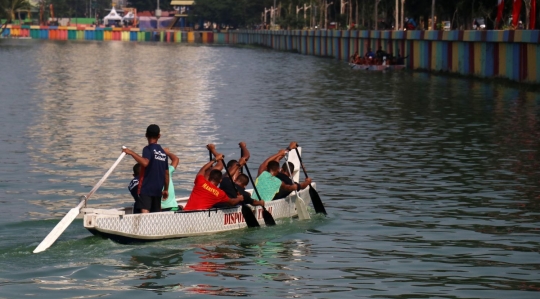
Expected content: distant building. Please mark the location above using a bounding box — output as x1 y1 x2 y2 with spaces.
169 0 194 28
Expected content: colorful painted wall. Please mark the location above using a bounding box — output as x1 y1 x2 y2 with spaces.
225 30 540 84
2 25 539 84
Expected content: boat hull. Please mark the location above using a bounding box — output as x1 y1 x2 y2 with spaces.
83 185 314 243
350 63 405 71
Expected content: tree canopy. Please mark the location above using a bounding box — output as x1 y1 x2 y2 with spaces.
188 0 538 30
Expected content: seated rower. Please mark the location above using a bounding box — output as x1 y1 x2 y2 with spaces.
252 142 311 202
217 142 265 208
376 46 387 59
128 163 141 214
273 161 311 200
350 50 359 64
364 48 375 63
183 147 243 211
161 148 181 211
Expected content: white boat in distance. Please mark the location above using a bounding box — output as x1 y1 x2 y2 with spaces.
82 147 315 244
349 63 405 71
83 186 313 244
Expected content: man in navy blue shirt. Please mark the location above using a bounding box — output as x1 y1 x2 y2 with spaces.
123 124 169 213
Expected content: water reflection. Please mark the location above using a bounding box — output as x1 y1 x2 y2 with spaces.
2 39 540 298
25 43 222 217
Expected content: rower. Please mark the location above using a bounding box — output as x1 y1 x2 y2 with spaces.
183 145 243 211
218 142 265 208
350 50 359 64
252 142 311 202
272 161 311 200
364 48 375 65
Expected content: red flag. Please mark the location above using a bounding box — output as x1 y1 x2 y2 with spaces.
531 0 536 29
512 0 522 27
496 0 504 27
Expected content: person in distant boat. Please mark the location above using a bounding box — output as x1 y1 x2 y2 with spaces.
364 48 376 65
252 142 311 202
183 145 243 211
272 161 311 200
161 148 181 211
218 142 265 208
364 48 375 59
396 49 409 65
376 46 388 59
123 124 169 214
128 163 141 213
350 50 359 63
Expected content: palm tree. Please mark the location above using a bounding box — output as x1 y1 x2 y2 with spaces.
0 0 32 35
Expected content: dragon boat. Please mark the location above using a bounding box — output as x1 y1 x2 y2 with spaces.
82 148 314 243
34 147 323 252
349 63 405 71
82 185 313 244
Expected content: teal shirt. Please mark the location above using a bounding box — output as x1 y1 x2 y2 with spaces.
161 165 178 209
252 171 282 202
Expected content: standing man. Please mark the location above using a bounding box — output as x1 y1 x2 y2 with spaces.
123 124 169 213
161 147 180 211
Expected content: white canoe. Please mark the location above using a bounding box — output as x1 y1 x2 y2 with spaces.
349 63 405 71
82 185 314 244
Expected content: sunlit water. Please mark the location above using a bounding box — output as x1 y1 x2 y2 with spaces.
0 39 539 298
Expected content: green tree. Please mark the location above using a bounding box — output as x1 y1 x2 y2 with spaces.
190 0 286 28
0 0 32 34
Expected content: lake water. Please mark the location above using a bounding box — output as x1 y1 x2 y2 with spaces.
0 39 539 298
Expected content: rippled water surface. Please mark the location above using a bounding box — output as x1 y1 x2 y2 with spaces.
1 39 539 298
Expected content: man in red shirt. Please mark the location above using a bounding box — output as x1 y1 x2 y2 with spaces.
183 148 244 211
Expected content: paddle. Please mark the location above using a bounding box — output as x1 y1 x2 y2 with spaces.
284 157 310 220
209 151 259 228
294 147 327 215
243 163 276 226
33 147 127 253
240 147 275 226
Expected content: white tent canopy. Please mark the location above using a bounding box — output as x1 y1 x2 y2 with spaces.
104 7 122 25
122 12 135 21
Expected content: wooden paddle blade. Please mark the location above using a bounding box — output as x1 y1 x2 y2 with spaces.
33 205 82 253
241 205 260 228
262 207 276 226
295 196 311 220
309 185 327 215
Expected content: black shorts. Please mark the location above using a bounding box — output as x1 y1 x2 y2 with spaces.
136 194 162 212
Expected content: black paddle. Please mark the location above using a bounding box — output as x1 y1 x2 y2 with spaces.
209 151 259 228
294 147 327 215
243 163 276 226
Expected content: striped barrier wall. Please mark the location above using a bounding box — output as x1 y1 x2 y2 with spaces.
222 30 540 84
1 25 539 84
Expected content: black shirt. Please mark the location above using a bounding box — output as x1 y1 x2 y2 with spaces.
220 176 255 205
273 172 295 200
128 177 139 201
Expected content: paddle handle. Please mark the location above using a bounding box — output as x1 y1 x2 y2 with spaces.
243 164 263 202
294 148 309 179
84 148 127 203
33 147 127 253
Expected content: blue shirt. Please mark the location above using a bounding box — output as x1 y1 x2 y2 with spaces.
139 143 169 197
